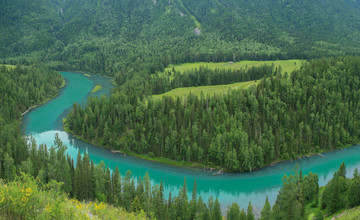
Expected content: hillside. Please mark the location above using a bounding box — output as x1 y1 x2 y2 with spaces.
0 173 146 219
1 0 360 77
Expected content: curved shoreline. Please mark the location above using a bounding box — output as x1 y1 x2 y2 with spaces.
21 78 66 117
63 119 357 174
63 121 218 171
25 70 360 211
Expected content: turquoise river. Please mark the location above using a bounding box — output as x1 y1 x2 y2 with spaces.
23 72 360 214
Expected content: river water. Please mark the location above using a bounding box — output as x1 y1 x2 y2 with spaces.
22 72 360 213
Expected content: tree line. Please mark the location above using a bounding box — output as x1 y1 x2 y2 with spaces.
0 64 63 182
67 56 360 172
150 64 275 94
0 65 63 123
2 0 360 86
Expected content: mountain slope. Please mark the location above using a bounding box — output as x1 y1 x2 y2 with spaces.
1 0 360 75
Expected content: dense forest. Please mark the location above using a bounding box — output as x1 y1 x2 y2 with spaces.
66 57 360 172
0 65 63 178
0 65 63 123
1 0 360 80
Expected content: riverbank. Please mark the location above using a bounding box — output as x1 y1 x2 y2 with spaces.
62 117 358 174
21 77 66 117
62 120 225 172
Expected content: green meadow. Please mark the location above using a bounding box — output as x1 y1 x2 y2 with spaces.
1 64 16 69
153 81 257 98
164 59 304 75
154 59 304 98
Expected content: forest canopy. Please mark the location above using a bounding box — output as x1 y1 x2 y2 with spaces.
66 57 360 172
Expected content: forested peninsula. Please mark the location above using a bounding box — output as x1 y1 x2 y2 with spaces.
66 57 360 172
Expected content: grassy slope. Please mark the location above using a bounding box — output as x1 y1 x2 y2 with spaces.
164 59 304 74
304 187 360 220
1 64 16 69
0 176 146 219
155 60 304 98
335 206 360 219
153 81 257 98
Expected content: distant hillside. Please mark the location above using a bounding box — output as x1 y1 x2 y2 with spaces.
1 0 360 75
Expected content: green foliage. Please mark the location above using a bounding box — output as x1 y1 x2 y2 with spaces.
91 85 102 93
1 0 360 81
332 206 360 220
247 202 255 220
304 172 319 202
150 63 275 94
153 81 257 98
273 172 303 219
321 164 350 213
66 56 360 172
163 60 303 75
0 173 146 219
260 197 271 220
226 202 241 220
0 64 63 123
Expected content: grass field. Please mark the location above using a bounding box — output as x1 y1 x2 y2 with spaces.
153 81 257 98
164 59 304 75
91 85 102 93
154 59 305 98
1 64 16 70
325 206 360 220
304 186 360 220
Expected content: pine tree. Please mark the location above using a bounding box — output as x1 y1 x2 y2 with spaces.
3 153 15 181
131 196 142 213
105 168 113 203
240 209 247 220
247 202 255 220
338 162 346 178
112 166 122 206
260 196 271 220
212 198 222 220
226 202 240 220
190 179 198 219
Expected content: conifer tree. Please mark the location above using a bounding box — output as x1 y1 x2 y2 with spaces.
260 196 271 220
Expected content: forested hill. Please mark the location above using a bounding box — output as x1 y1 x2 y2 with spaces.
66 57 360 172
1 0 360 76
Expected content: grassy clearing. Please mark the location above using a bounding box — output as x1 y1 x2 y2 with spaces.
91 85 102 93
153 59 305 98
1 64 16 70
153 81 257 98
303 187 360 220
333 206 360 219
164 59 304 75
